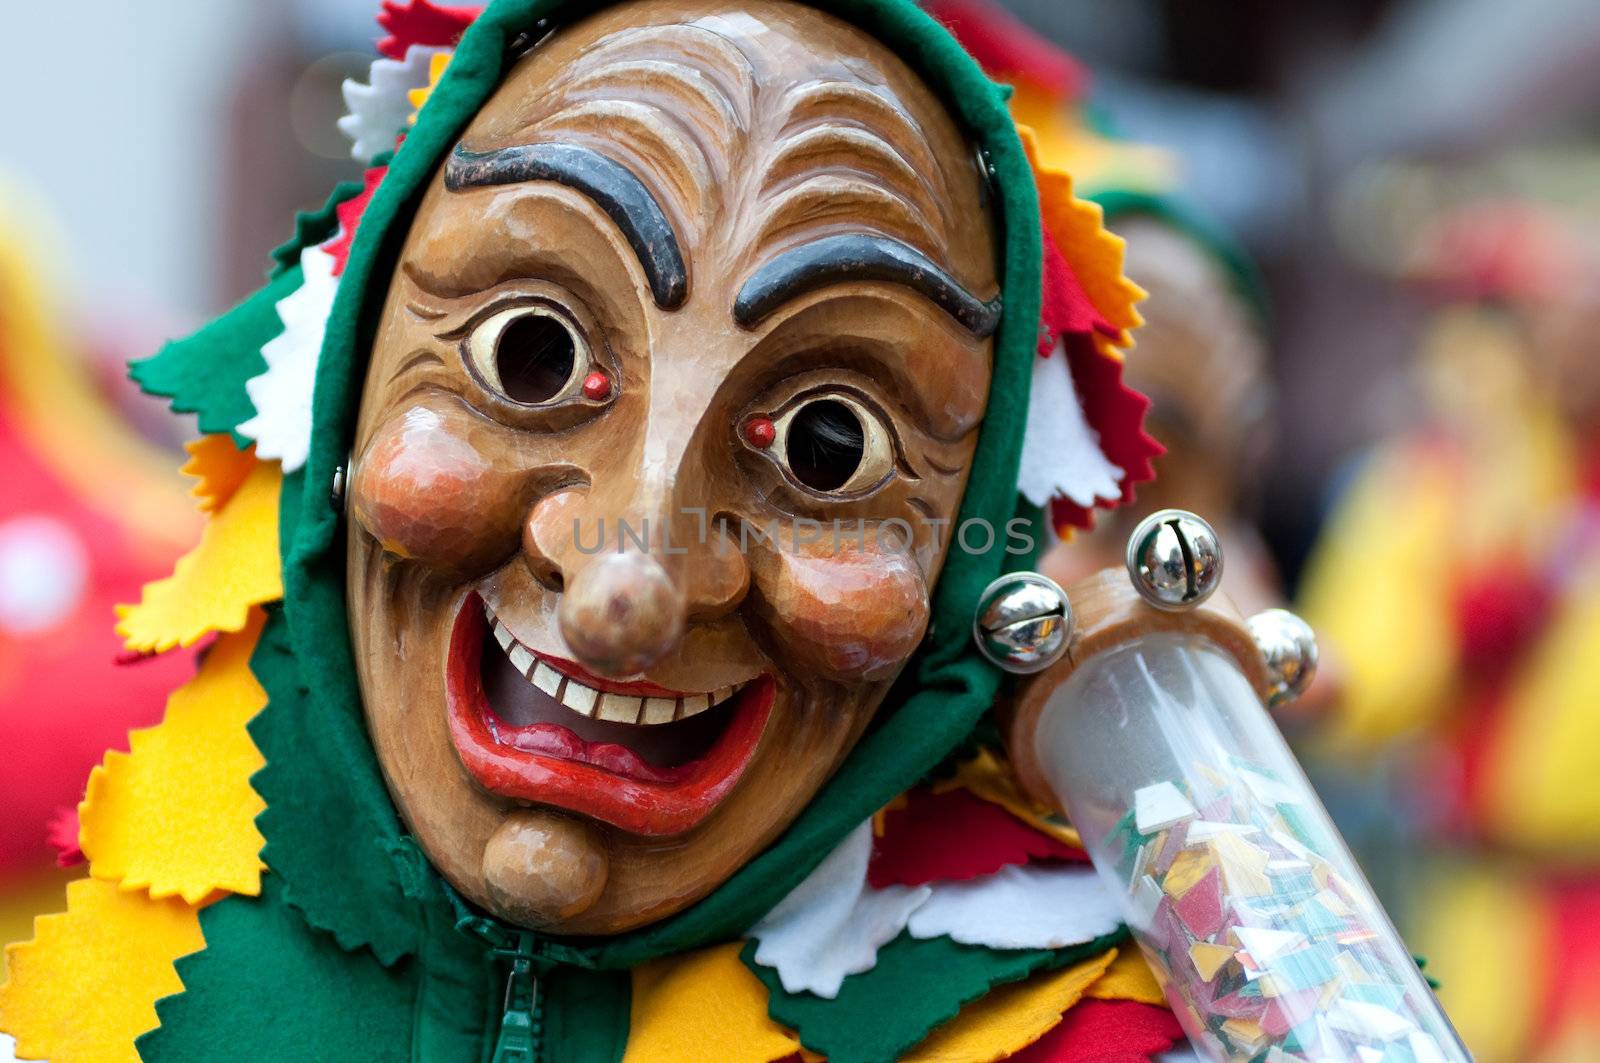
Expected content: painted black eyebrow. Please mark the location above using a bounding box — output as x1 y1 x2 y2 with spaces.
444 143 689 310
734 234 1002 337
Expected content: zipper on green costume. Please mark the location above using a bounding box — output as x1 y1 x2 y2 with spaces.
491 945 543 1063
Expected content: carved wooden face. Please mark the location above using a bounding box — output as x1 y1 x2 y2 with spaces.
347 0 998 933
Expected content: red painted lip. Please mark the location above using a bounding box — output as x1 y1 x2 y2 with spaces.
445 595 774 836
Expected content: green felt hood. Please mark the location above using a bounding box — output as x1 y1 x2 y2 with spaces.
136 0 1047 973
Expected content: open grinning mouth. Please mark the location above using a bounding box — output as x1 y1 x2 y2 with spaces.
445 594 774 836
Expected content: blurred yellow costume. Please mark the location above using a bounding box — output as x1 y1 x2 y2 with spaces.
1302 223 1600 1060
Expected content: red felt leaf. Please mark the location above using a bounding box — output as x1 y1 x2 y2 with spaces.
924 0 1088 102
323 166 389 277
48 806 82 868
1008 999 1184 1062
868 787 1088 890
376 0 483 61
1039 226 1117 355
1037 228 1162 533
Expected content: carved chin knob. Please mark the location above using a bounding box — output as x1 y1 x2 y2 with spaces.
559 551 685 676
481 809 608 928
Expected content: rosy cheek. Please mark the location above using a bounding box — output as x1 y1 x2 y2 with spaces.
755 541 931 683
350 406 522 575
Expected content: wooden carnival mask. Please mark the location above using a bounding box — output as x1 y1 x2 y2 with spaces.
346 0 999 934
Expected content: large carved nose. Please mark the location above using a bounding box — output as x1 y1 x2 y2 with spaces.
557 550 686 677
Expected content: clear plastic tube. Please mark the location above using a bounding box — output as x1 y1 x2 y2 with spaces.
1035 632 1469 1063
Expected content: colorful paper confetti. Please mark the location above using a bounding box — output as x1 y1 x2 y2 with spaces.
1101 759 1459 1061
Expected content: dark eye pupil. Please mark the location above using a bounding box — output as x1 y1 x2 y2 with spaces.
497 314 576 404
789 399 865 492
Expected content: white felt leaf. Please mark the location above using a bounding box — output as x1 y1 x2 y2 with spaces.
338 45 448 163
906 863 1124 951
749 822 930 1000
1016 341 1125 510
237 245 338 473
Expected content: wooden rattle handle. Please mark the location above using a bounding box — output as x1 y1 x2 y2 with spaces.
1000 567 1273 814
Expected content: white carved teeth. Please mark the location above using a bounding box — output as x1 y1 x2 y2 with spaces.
560 680 598 717
598 693 644 723
485 609 744 727
641 697 676 725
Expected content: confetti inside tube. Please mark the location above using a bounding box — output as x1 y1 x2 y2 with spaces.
1033 632 1469 1062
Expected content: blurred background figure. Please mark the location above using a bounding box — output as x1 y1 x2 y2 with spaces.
0 192 197 948
1300 162 1600 1062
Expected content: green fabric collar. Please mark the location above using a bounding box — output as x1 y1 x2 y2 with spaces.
254 0 1046 971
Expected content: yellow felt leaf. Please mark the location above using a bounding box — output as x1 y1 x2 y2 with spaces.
933 747 1083 849
81 610 268 902
1485 570 1600 851
1415 864 1544 1063
0 877 204 1063
181 435 257 514
1020 126 1146 346
408 52 452 123
1086 942 1167 1005
115 461 283 653
624 942 801 1063
903 948 1116 1062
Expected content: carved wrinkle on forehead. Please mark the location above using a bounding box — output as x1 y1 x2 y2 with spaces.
484 17 970 269
751 80 953 260
509 24 757 233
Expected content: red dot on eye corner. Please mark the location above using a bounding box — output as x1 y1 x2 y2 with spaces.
582 372 613 401
744 416 776 449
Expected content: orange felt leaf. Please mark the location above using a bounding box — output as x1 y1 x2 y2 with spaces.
181 435 257 514
1019 125 1145 347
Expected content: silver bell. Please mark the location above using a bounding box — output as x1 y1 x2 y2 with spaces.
1248 608 1319 708
1125 509 1224 611
973 573 1073 674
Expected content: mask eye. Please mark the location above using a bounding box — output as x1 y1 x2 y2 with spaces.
465 305 591 406
770 393 895 496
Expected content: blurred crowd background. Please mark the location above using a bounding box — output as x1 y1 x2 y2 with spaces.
2 1 1598 1060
